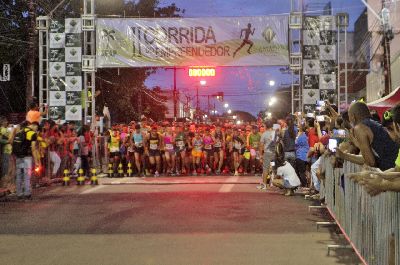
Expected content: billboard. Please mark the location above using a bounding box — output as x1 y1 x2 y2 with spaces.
96 16 289 68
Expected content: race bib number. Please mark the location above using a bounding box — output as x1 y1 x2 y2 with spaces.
195 145 202 151
177 141 185 147
205 144 212 150
234 143 241 149
214 142 221 148
150 144 158 150
166 143 174 150
135 142 143 147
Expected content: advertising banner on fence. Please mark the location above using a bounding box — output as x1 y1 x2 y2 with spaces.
96 16 289 68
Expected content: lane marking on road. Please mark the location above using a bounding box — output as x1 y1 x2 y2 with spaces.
80 185 105 194
218 176 239 192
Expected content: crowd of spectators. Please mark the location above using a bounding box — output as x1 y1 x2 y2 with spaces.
1 99 400 199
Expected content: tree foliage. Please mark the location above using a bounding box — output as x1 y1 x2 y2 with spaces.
0 0 183 123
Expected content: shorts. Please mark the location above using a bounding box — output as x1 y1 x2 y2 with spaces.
213 146 222 153
149 149 161 157
263 151 273 171
233 148 245 155
110 152 120 157
203 148 213 156
192 149 202 158
175 148 186 154
165 148 175 155
134 146 145 155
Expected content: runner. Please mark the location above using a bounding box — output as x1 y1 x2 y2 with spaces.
232 128 245 176
147 126 162 177
212 124 225 174
130 124 146 177
233 23 255 57
203 127 214 175
108 126 120 178
163 126 176 175
174 125 187 175
248 125 261 174
191 131 203 176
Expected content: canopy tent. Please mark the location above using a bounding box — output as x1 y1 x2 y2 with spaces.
367 87 400 118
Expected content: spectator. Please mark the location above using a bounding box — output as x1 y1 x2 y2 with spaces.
258 120 276 190
0 117 12 185
295 124 309 187
282 115 297 167
272 143 301 196
26 101 47 124
11 121 41 200
349 104 400 195
337 102 399 171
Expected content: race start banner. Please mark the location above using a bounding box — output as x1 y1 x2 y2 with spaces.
96 16 289 68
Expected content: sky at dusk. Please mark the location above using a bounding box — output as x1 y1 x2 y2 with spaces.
144 0 366 116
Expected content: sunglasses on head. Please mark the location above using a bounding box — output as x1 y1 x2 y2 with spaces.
384 110 393 121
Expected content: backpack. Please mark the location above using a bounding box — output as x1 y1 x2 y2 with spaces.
12 128 31 158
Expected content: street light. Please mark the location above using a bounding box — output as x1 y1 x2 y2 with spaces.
232 115 237 119
224 103 229 108
200 80 207 86
227 109 232 114
268 96 277 106
269 80 275 87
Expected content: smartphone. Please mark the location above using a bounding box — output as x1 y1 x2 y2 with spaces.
273 124 281 130
336 129 346 136
316 115 324 122
329 139 338 153
316 100 326 107
296 111 302 116
270 162 276 167
306 113 315 118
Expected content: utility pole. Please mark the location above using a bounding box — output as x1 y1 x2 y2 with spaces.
26 0 37 109
381 1 393 96
207 95 210 116
196 86 200 121
173 66 177 120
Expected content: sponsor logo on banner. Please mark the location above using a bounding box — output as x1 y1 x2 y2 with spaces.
65 18 82 34
49 62 66 77
66 105 82 121
65 62 81 76
49 49 65 62
65 34 81 47
96 16 289 67
49 106 66 120
50 91 66 106
320 74 336 90
65 76 82 91
0 64 10 81
65 47 82 62
50 33 65 49
303 89 320 104
66 91 82 105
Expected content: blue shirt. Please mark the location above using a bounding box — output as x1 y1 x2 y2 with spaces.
295 132 309 162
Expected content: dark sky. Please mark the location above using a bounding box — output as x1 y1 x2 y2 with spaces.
145 0 366 116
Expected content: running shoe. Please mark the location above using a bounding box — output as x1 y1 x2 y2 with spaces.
154 171 160 177
234 171 239 176
256 183 267 190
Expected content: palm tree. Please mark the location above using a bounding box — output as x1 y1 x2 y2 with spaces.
305 105 313 113
320 90 329 100
50 50 59 61
67 92 74 102
102 29 116 50
66 63 74 72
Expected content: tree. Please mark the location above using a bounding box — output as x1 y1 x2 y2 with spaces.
232 111 257 122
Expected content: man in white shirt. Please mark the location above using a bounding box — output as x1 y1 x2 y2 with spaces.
272 159 301 196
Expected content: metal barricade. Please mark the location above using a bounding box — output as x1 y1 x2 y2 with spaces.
323 158 400 265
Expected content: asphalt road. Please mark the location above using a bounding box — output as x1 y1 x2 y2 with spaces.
0 176 361 265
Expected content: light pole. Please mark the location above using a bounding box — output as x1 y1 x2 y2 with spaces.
196 80 206 121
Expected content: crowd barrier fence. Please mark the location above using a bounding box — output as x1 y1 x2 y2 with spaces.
322 158 399 265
